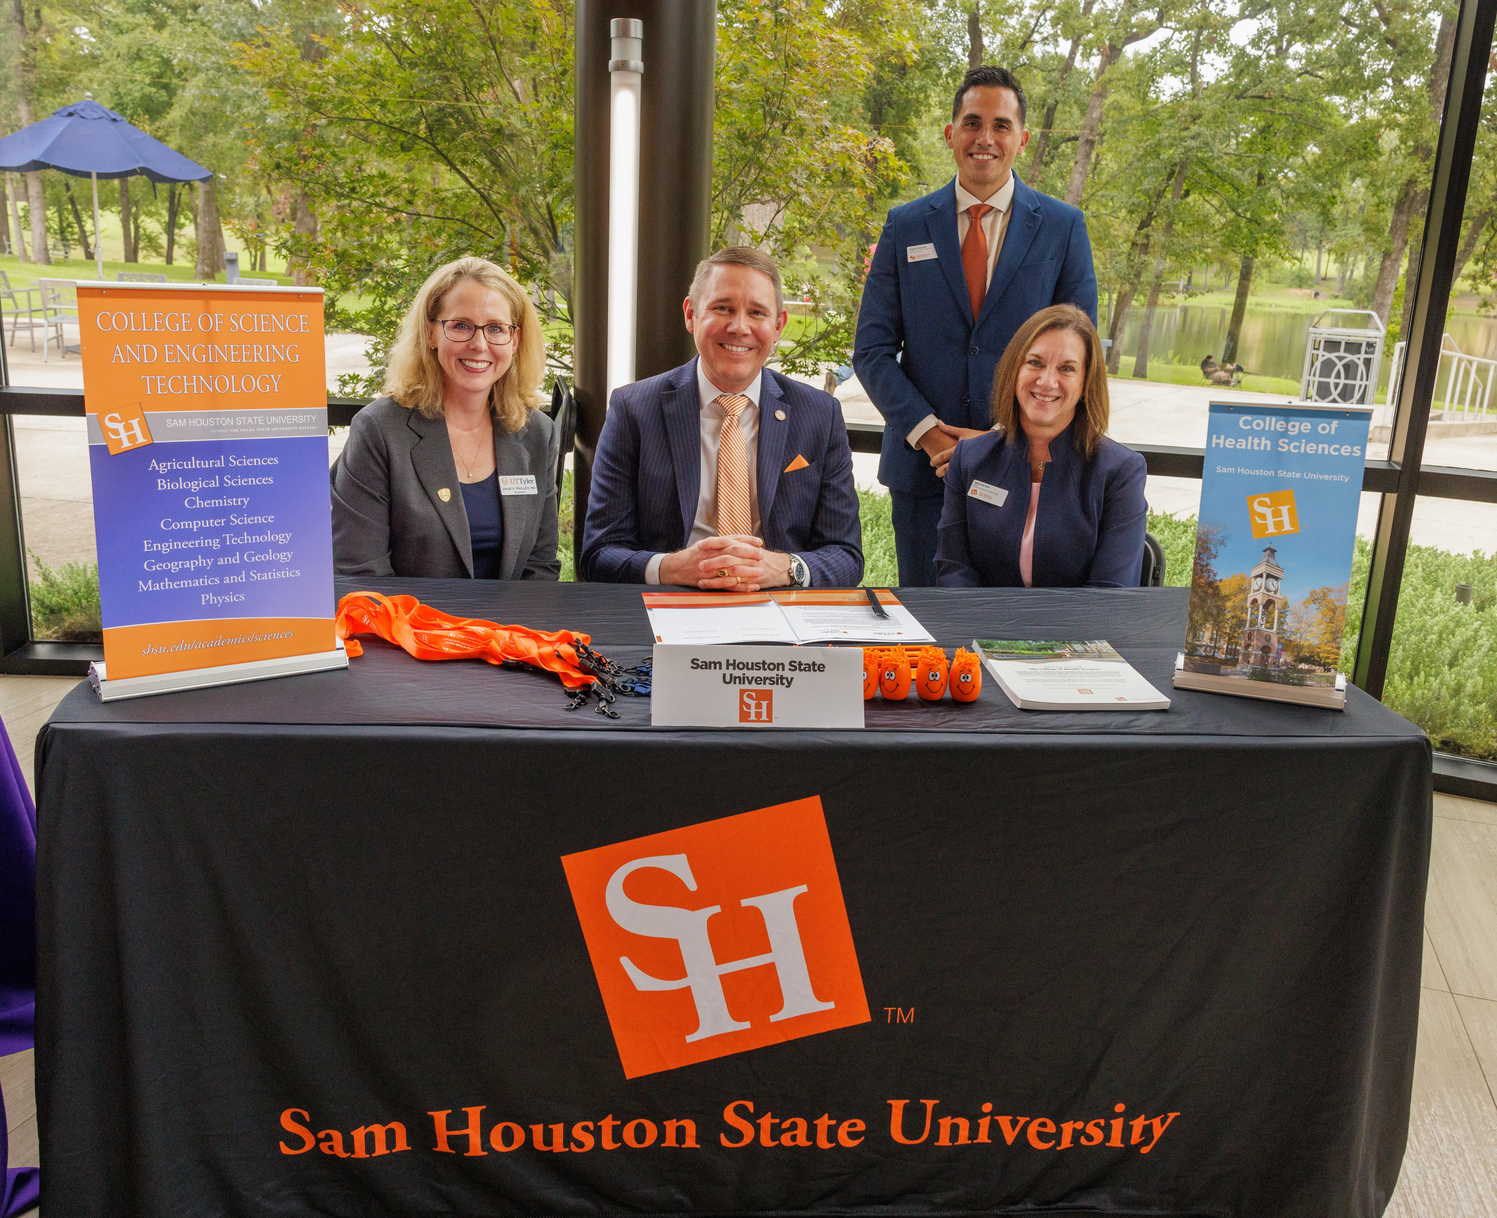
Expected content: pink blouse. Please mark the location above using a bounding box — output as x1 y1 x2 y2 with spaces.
1020 478 1040 588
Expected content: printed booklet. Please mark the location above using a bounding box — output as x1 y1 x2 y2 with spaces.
644 590 935 646
973 640 1170 711
1174 400 1370 710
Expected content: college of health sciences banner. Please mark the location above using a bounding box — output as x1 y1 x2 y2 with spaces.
1179 399 1370 700
79 283 334 680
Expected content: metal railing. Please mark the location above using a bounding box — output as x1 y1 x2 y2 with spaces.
1383 334 1497 427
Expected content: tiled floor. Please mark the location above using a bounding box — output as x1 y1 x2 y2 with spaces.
3 675 1496 1214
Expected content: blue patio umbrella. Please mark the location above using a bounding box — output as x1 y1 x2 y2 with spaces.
0 94 210 279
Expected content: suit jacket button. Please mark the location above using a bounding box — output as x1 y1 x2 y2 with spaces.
969 345 979 357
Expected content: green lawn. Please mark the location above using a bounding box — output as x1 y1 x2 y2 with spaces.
1114 362 1304 398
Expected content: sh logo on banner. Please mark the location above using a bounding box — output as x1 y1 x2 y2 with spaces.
1248 489 1300 538
100 401 154 456
561 797 869 1077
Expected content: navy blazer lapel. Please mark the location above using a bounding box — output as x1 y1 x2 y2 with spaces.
492 426 530 580
756 371 788 526
982 175 1042 322
407 410 473 576
925 183 973 326
662 360 702 545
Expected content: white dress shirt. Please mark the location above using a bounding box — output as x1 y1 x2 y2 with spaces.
907 173 1017 448
644 363 762 585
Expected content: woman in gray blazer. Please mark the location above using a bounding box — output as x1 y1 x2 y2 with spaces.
332 256 560 580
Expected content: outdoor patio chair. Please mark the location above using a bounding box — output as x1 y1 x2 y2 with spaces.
547 379 576 496
35 278 81 363
0 270 44 353
116 271 168 283
1140 532 1165 588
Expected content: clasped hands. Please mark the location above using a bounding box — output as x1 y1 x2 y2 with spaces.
920 420 989 478
659 535 793 591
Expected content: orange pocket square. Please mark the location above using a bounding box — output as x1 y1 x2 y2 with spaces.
784 454 810 473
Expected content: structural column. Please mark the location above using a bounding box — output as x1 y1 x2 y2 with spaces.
573 0 717 562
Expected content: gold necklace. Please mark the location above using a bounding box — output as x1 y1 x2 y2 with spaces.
449 416 492 481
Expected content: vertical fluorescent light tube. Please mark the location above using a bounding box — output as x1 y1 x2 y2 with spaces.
606 18 643 403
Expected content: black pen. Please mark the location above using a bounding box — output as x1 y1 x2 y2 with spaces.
865 587 891 619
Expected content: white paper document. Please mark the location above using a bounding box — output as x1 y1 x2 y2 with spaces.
643 590 935 646
974 639 1170 711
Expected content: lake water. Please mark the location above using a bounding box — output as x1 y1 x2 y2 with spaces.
1110 301 1497 385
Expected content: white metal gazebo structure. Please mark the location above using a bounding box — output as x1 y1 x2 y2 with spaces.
1299 310 1386 407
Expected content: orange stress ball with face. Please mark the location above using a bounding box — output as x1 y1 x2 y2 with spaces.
862 649 879 700
949 648 982 702
879 649 912 701
916 648 948 700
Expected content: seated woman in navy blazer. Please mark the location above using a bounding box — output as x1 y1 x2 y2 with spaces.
934 304 1146 588
331 257 559 580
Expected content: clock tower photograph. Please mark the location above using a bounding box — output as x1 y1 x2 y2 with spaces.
1237 545 1286 671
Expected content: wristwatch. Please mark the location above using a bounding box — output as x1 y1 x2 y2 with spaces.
788 554 811 588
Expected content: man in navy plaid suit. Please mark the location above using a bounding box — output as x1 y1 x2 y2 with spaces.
580 247 863 590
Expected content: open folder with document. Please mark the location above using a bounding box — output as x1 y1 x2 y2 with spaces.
644 590 936 646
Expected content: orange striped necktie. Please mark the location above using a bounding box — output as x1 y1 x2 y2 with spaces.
714 393 753 536
963 203 993 320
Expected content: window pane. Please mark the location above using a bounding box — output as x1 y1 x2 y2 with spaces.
15 415 100 643
1368 496 1497 762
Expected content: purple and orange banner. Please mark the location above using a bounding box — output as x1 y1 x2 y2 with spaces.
80 283 335 680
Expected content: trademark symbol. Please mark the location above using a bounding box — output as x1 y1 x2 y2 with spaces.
884 1007 914 1024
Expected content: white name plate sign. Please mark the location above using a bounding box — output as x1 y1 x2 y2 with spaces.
650 645 864 729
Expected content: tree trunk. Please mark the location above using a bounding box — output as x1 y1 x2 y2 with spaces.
1132 159 1189 380
967 4 983 69
64 180 93 259
195 179 226 279
1370 177 1419 324
120 178 136 262
1452 204 1492 288
1065 54 1117 207
5 173 26 260
26 173 49 264
1104 174 1169 374
290 188 318 286
0 175 9 257
1106 279 1139 376
1396 240 1421 347
1221 255 1255 366
1028 7 1092 187
1064 2 1159 208
165 184 180 265
1315 239 1323 285
12 0 50 263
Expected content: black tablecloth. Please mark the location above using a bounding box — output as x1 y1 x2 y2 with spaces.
35 580 1432 1218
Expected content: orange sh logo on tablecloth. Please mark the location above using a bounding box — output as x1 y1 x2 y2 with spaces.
562 796 869 1078
100 400 153 455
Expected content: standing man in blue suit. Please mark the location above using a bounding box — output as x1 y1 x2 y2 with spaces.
581 247 862 589
853 65 1098 586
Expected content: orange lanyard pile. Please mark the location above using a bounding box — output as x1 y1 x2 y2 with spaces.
334 591 650 714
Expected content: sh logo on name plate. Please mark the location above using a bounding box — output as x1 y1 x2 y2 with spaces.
561 796 870 1078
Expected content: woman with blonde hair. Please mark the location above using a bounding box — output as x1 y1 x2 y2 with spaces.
934 304 1146 587
332 256 559 579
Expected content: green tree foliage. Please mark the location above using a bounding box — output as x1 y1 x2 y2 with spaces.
241 0 573 389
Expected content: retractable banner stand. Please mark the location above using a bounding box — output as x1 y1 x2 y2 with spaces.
78 282 345 699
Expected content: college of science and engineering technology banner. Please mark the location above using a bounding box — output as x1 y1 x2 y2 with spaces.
79 283 335 681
